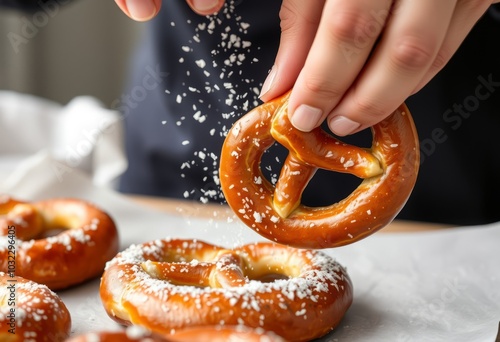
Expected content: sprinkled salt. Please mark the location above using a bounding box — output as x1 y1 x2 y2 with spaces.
253 212 262 223
160 1 278 203
343 160 355 168
195 59 206 68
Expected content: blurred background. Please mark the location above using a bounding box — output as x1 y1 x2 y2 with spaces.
0 0 144 107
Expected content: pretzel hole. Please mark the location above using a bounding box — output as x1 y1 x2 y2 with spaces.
252 272 289 283
242 257 297 283
34 216 89 239
243 264 290 282
38 227 66 238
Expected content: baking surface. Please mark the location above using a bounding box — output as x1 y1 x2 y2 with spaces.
1 154 499 341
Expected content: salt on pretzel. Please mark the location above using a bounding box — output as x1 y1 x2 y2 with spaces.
0 272 71 341
220 91 419 248
100 238 352 342
0 196 119 290
67 325 286 342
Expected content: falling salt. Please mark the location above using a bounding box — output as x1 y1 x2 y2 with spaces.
162 0 270 203
195 59 206 68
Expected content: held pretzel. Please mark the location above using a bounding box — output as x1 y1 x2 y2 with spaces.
100 238 352 342
0 196 119 290
220 91 419 248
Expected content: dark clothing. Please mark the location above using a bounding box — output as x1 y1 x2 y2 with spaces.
403 6 500 225
4 1 500 226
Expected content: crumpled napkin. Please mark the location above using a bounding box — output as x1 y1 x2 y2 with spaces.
0 91 126 189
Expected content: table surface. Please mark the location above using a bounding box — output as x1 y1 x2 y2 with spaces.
129 194 453 233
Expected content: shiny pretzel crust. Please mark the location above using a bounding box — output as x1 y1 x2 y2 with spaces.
0 196 119 290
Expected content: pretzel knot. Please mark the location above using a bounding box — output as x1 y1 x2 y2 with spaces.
144 249 248 288
100 238 353 342
220 91 420 248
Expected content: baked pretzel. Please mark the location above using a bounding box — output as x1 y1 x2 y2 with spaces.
67 325 286 342
66 326 168 342
220 91 419 248
169 325 286 342
0 196 119 290
0 272 71 341
100 238 352 342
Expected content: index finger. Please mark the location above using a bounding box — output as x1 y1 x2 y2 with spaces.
286 0 393 132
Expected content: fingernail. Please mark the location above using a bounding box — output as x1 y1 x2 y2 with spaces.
290 105 323 132
126 0 157 21
192 0 220 12
259 66 276 99
328 116 360 136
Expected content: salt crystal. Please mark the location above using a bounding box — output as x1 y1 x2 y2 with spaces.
195 59 206 68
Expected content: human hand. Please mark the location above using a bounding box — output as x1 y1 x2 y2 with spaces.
259 0 500 136
113 0 225 21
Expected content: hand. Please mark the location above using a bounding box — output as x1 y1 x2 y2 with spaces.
114 0 225 21
259 0 500 136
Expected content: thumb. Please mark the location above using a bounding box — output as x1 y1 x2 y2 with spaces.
114 0 162 21
185 0 226 16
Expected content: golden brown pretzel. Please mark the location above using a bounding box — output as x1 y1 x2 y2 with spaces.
0 196 119 290
100 238 352 342
67 325 286 342
0 272 71 341
66 326 169 342
169 325 287 342
220 91 419 248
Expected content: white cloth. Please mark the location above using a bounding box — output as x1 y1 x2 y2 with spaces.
0 91 126 189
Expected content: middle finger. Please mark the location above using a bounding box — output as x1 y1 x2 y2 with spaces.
328 0 457 134
288 0 393 132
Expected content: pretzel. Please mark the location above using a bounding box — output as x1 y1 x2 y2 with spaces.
66 326 168 342
67 325 286 342
0 272 71 341
100 238 352 342
220 91 419 248
169 325 286 342
0 196 119 290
